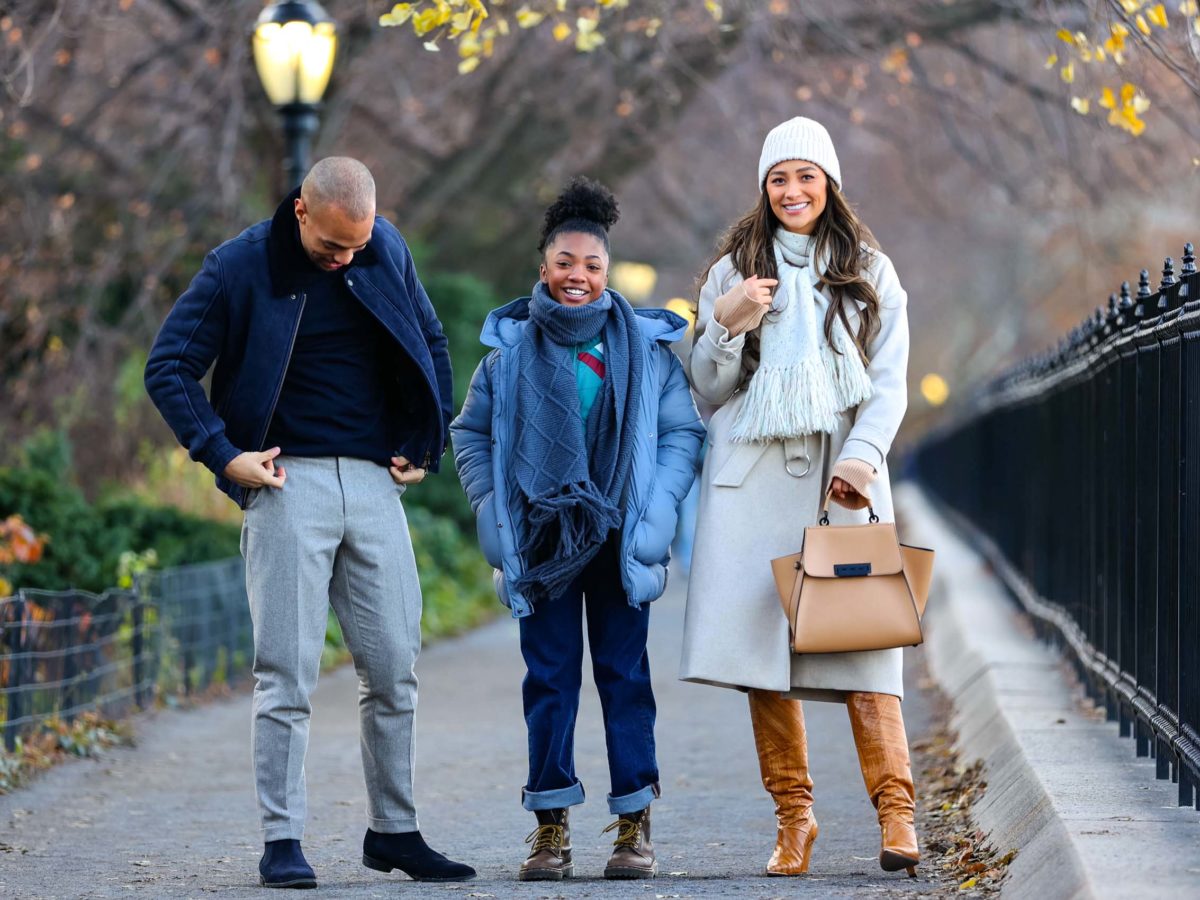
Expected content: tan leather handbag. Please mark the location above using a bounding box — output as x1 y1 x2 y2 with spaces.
769 495 935 654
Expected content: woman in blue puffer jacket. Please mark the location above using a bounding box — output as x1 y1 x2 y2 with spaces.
450 178 704 883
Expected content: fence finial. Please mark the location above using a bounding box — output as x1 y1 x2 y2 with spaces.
1160 258 1176 291
1157 258 1177 313
1134 270 1153 322
1183 243 1196 277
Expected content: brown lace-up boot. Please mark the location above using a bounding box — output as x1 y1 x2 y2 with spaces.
846 691 919 877
602 807 657 879
748 688 818 875
518 808 573 881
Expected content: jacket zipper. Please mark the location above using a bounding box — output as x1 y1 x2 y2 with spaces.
255 292 306 452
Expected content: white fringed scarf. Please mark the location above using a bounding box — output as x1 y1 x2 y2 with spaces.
729 230 873 443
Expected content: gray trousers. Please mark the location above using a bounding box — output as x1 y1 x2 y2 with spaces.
240 456 422 841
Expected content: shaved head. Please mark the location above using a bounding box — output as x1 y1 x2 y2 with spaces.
301 157 376 223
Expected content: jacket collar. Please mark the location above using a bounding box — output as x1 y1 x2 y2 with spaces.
267 187 380 296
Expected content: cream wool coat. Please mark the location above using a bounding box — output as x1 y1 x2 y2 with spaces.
679 248 910 701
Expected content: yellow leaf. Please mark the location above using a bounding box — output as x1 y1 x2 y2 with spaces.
1195 16 1200 35
1120 0 1145 11
496 17 509 35
1080 47 1094 62
1044 52 1058 68
959 877 978 890
552 21 571 41
1121 82 1136 103
459 33 481 56
556 0 567 10
705 0 723 21
467 0 488 15
576 29 605 51
1099 86 1117 109
1071 96 1090 114
458 56 481 74
1181 2 1199 14
1095 46 1107 61
379 3 414 27
0 576 11 597
1136 13 1151 33
423 40 440 51
1056 28 1076 45
577 17 598 34
1132 92 1151 113
1148 3 1169 26
413 8 441 35
450 10 473 33
1060 61 1075 83
516 7 545 28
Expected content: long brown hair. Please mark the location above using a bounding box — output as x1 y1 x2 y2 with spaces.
697 179 881 362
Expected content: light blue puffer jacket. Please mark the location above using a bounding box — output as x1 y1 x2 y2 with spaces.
450 293 705 618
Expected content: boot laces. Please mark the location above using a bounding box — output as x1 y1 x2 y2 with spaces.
525 823 564 853
601 816 642 849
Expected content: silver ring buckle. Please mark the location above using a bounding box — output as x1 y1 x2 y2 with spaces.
784 455 811 478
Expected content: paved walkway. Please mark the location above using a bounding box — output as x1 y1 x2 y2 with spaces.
0 572 944 899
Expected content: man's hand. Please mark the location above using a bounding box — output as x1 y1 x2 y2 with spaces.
390 455 427 486
223 447 287 489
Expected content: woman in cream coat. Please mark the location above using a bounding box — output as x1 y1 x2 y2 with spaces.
680 117 917 878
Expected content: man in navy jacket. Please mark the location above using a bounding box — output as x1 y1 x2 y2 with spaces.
145 157 474 888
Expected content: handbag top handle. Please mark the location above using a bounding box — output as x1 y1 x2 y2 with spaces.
819 488 880 526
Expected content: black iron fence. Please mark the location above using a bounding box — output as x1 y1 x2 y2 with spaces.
916 243 1200 810
0 557 248 752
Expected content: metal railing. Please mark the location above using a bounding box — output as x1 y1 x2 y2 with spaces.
917 243 1200 809
0 557 247 752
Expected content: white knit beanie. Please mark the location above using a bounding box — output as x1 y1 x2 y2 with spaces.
757 117 842 191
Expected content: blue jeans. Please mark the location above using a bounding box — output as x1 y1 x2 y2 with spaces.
518 539 660 815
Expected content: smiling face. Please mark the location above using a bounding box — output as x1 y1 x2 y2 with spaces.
539 231 609 306
765 160 828 235
295 196 375 272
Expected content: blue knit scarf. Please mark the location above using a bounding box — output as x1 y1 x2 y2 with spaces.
511 282 644 608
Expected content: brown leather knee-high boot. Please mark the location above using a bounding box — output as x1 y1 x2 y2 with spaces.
748 689 818 875
846 691 919 877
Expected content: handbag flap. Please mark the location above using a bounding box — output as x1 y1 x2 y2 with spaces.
801 522 904 577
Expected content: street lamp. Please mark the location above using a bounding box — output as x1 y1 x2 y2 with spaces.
252 0 338 192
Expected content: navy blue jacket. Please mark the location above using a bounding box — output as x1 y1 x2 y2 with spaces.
144 194 453 507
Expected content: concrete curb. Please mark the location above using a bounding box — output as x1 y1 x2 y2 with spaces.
896 483 1200 900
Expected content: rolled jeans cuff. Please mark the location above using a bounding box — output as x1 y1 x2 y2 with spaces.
608 781 661 815
522 780 585 811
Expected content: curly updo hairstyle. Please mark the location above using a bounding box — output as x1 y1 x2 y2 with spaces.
538 176 620 257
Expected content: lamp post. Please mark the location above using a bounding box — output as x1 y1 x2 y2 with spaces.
251 0 338 192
